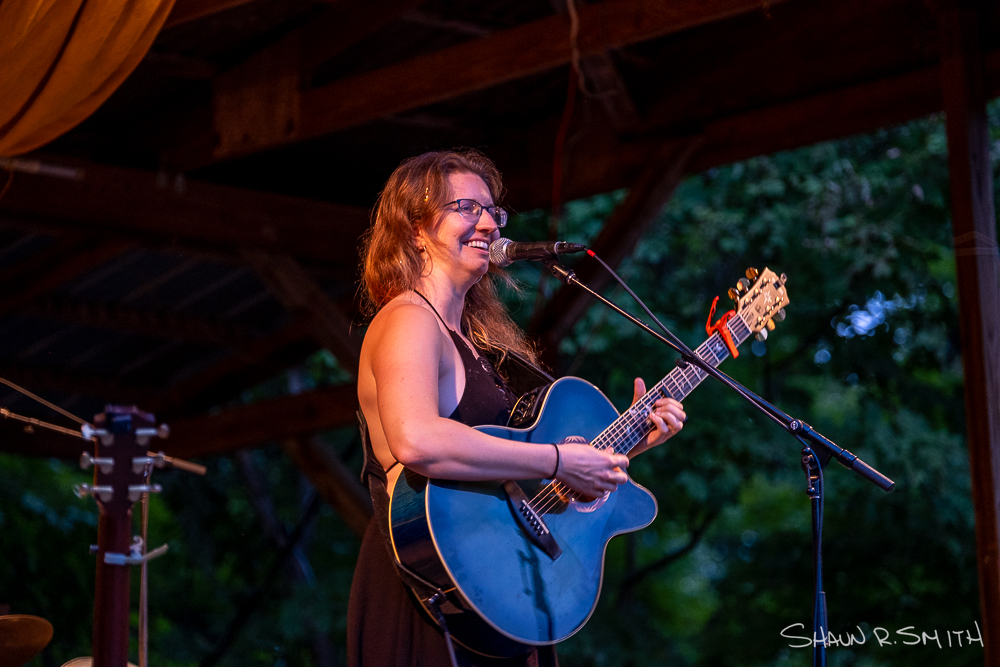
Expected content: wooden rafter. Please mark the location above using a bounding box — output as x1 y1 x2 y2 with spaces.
528 136 703 365
503 47 1000 214
578 52 643 135
163 0 258 29
163 0 428 167
243 252 363 378
0 363 157 406
0 384 362 464
0 235 131 318
0 158 370 264
24 295 259 346
549 0 641 135
164 384 359 459
150 318 318 417
168 0 784 167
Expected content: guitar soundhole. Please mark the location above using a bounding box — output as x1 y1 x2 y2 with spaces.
552 435 611 510
571 491 611 513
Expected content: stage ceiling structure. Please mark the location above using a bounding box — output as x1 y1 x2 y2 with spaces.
1 0 999 658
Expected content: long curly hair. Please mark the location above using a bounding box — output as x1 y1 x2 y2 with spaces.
360 149 538 365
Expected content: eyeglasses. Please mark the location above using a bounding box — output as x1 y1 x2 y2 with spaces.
443 199 508 228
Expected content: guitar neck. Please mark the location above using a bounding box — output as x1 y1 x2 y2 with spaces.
592 310 754 456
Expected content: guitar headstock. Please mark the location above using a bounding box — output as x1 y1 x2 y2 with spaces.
75 406 168 514
728 267 790 340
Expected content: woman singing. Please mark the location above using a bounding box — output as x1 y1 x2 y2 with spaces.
348 149 686 666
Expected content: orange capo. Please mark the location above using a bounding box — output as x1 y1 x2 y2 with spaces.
706 295 739 359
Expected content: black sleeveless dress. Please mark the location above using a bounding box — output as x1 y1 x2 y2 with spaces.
347 302 558 667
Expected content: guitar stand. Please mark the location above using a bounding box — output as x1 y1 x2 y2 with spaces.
801 445 828 667
542 256 894 667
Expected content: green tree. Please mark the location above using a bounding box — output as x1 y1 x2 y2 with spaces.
2 103 997 666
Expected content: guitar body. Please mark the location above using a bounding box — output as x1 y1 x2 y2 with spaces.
389 377 657 655
387 268 791 656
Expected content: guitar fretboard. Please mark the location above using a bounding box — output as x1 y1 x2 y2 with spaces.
592 312 754 456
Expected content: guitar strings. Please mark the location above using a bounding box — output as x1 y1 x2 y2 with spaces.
527 356 712 515
528 357 706 515
525 317 750 516
527 350 712 515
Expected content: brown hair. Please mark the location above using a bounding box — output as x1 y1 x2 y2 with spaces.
360 149 538 365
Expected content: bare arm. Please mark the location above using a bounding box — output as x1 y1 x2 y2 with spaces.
367 303 627 496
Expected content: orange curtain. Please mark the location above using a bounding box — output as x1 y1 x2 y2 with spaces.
0 0 176 157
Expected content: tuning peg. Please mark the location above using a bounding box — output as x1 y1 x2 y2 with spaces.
128 483 163 503
73 483 113 502
766 320 776 331
79 452 114 474
134 424 170 447
728 287 740 302
774 308 786 322
81 424 113 446
745 267 759 281
132 453 166 474
755 329 768 342
738 277 751 291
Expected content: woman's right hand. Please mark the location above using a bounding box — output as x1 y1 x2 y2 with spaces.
553 442 630 498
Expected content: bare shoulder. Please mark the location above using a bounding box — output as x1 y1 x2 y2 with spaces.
369 292 439 334
364 292 445 360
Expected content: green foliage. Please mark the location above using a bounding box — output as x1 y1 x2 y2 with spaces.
496 105 996 666
2 104 998 666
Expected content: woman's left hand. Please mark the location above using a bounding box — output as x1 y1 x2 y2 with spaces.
629 377 686 456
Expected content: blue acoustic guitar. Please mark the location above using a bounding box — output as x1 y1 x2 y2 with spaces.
389 268 790 657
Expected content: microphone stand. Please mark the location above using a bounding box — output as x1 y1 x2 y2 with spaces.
542 259 893 667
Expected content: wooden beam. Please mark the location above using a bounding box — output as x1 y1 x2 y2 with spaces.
150 318 317 417
24 295 259 345
300 0 430 80
529 137 703 365
0 363 157 405
172 0 782 166
283 435 372 538
0 385 363 471
164 0 257 29
503 46 1000 215
938 4 1000 661
689 65 944 173
298 0 780 143
243 251 362 378
165 0 427 166
548 0 641 135
163 384 359 459
579 52 643 135
0 235 131 318
0 158 370 264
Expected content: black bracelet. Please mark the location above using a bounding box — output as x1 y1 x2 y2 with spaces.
551 444 561 479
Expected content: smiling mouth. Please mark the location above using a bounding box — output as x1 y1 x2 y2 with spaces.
464 240 489 250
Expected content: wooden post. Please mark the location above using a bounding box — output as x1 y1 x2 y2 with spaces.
938 3 1000 661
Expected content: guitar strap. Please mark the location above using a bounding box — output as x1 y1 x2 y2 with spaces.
357 409 464 666
482 345 555 399
357 410 440 591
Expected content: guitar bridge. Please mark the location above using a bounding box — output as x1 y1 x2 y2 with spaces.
502 481 562 560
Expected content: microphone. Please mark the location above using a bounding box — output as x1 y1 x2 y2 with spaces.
488 238 587 267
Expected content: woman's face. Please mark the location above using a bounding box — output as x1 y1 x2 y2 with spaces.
419 171 502 287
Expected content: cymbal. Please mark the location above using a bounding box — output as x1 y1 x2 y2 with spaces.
0 615 53 667
61 658 138 667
